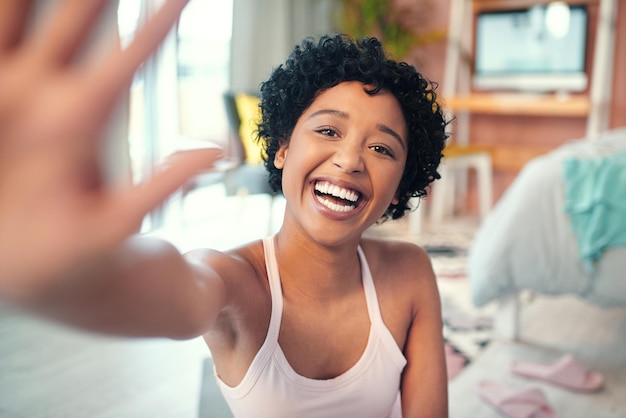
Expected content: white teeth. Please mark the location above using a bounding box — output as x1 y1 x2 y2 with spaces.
316 196 356 212
314 181 359 203
313 181 360 213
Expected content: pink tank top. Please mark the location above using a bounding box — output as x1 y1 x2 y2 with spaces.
215 237 407 418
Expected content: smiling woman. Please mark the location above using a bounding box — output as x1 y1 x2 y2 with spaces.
273 82 408 231
182 34 451 418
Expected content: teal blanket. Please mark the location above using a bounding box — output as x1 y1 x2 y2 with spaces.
564 150 626 273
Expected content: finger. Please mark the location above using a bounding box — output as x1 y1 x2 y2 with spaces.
0 0 34 52
100 148 224 239
28 0 108 65
88 0 189 112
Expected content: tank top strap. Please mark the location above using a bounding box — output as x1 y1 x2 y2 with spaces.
262 236 283 341
357 245 405 367
357 246 385 328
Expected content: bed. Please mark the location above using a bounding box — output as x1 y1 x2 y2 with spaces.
467 128 626 338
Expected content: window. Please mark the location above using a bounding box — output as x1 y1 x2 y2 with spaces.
177 0 233 141
117 0 233 229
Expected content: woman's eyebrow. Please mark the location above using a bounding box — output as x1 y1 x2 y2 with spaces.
308 109 348 120
377 124 406 151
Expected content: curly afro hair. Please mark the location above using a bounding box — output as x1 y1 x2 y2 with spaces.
257 34 449 221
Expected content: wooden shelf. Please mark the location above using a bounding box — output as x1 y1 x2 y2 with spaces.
443 93 590 117
473 0 599 12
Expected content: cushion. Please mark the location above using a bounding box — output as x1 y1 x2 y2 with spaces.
234 93 265 165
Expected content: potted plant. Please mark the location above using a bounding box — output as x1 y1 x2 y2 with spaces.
338 0 447 61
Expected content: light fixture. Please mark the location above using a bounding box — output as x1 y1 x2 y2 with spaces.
545 1 571 38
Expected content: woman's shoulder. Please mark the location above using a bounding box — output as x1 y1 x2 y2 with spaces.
187 241 272 363
359 238 439 340
185 240 268 290
359 238 436 290
360 238 430 268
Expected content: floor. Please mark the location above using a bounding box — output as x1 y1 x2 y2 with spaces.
449 295 626 418
1 183 624 417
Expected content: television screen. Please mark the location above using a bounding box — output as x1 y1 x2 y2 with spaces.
473 4 588 93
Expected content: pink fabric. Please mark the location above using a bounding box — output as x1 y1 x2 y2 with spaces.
477 380 559 418
445 343 466 380
511 354 604 392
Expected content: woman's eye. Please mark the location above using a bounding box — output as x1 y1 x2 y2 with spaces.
317 127 338 137
372 145 394 157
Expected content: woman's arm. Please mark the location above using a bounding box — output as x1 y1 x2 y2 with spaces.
24 235 226 340
400 252 449 418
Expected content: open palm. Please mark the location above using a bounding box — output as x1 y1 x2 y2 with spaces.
0 0 222 301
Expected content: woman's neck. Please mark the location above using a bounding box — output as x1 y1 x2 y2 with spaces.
273 229 363 303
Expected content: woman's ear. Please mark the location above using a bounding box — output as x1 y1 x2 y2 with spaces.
391 189 401 205
274 142 289 169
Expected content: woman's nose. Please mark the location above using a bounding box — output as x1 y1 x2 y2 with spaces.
331 140 365 173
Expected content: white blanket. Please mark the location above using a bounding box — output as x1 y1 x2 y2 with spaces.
468 129 626 308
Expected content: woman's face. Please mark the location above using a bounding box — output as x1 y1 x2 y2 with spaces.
274 81 408 245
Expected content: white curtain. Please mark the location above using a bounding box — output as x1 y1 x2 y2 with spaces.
139 0 180 161
230 0 341 93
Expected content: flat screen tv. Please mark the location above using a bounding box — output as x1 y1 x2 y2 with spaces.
473 4 588 93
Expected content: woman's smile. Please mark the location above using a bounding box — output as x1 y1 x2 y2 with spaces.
313 180 362 213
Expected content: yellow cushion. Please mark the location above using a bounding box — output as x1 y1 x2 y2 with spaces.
234 93 265 165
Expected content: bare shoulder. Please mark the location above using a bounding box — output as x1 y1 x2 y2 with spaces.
184 240 270 338
360 238 434 283
359 238 439 306
185 241 272 371
185 240 268 301
186 240 263 276
359 238 440 350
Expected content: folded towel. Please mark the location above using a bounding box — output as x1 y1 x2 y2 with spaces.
563 150 626 273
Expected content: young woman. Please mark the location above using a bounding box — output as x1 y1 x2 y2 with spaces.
185 35 450 417
12 27 449 416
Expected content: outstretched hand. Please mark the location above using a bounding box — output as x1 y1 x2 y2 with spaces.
0 0 222 302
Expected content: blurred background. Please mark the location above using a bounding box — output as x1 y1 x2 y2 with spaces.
115 0 626 233
1 1 625 417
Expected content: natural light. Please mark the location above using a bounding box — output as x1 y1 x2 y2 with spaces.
117 0 233 189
